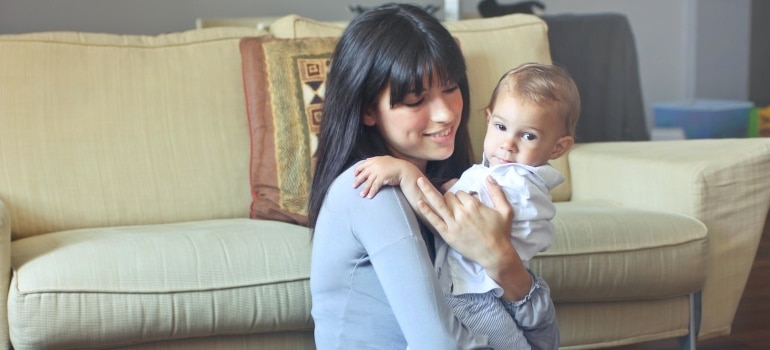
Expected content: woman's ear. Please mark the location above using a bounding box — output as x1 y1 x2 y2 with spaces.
362 107 377 126
550 135 574 160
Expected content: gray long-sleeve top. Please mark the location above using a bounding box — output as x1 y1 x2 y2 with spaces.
310 164 558 349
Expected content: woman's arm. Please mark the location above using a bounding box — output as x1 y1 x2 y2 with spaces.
416 175 559 349
416 175 533 300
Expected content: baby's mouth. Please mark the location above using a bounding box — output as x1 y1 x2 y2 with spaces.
493 156 514 164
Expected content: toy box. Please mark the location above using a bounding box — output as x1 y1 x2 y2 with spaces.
653 99 754 139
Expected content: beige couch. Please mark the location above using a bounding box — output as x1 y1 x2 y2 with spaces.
1 13 768 350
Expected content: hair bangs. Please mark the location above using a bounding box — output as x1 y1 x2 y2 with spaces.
386 36 465 106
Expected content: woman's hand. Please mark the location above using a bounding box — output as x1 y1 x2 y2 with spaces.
416 175 532 301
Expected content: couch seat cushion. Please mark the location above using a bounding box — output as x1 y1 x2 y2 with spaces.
8 219 311 350
533 201 709 302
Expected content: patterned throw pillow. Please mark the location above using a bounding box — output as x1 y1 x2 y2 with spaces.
239 37 338 226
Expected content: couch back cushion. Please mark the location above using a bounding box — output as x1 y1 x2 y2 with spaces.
0 28 266 239
268 14 571 202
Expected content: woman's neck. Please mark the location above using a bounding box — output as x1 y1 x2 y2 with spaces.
411 159 428 173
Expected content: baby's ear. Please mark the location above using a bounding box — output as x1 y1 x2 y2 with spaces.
484 108 492 122
550 136 574 160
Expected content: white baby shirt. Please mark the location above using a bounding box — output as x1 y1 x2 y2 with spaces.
434 159 565 296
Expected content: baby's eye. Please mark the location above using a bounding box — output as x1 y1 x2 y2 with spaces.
494 123 507 131
522 133 537 141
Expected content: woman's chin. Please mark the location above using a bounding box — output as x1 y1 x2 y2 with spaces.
432 148 456 161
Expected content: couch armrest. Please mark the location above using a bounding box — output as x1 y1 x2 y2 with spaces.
568 138 770 339
0 199 10 350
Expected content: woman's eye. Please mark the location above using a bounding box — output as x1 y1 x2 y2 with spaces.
402 92 424 107
403 98 424 107
522 133 537 141
443 84 460 93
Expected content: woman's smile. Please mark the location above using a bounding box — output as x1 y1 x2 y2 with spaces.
425 127 454 143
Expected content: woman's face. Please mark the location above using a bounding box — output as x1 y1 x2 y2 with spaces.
363 77 463 171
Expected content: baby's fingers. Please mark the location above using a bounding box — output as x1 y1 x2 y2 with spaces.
353 172 368 189
364 180 379 199
354 172 377 198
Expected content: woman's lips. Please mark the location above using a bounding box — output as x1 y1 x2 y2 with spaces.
425 128 454 145
425 128 452 138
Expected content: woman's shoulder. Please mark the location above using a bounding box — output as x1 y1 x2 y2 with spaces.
327 162 361 193
326 161 404 205
325 161 370 204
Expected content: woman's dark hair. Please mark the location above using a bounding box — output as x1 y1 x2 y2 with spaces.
308 3 474 227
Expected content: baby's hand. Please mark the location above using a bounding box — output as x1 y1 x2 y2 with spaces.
353 156 412 198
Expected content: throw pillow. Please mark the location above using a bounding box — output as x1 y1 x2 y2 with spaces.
239 36 338 226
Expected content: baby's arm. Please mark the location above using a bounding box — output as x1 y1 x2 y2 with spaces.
353 156 425 209
440 178 459 193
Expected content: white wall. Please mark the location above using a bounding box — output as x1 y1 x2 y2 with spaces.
0 0 441 34
535 0 751 132
694 0 751 101
0 0 751 133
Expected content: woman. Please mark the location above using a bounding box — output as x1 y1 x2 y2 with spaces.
308 3 558 349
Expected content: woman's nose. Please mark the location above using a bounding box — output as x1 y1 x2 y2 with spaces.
431 96 456 123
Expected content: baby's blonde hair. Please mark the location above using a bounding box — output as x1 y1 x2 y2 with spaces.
487 63 581 137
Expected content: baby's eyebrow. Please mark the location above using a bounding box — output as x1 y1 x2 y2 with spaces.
490 114 508 122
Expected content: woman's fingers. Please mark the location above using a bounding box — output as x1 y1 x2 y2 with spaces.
418 176 529 300
484 175 514 220
416 177 450 231
451 190 481 210
417 177 448 215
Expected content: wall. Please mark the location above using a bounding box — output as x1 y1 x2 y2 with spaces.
0 0 439 34
537 0 751 133
694 0 751 101
0 0 754 133
750 0 770 107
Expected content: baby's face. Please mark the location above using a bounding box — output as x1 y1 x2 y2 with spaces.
483 94 571 167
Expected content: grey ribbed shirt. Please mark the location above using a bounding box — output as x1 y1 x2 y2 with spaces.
310 164 558 349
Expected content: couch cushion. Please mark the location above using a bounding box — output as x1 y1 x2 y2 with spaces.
8 219 312 349
267 13 572 202
239 37 338 226
533 201 709 302
0 28 266 239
